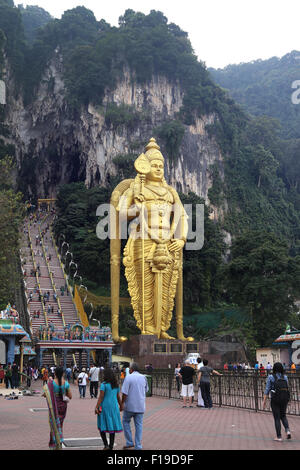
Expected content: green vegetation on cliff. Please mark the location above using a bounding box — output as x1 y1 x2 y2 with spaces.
0 2 300 347
0 157 24 308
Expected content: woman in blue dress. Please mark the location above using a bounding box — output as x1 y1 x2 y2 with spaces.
95 368 123 450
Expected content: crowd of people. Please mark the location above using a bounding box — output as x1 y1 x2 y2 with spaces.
174 357 293 443
40 362 148 450
1 358 295 448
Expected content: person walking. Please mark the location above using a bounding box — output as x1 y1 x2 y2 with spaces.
197 359 222 409
120 362 148 450
95 368 122 450
196 357 205 408
77 368 88 398
89 363 100 398
65 366 72 382
4 363 12 389
263 362 291 441
42 367 49 385
43 366 72 449
178 360 195 408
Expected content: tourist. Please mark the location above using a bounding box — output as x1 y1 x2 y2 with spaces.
196 357 205 408
26 364 33 387
95 368 122 450
266 362 272 374
89 363 100 398
259 364 266 377
43 366 72 449
42 367 49 385
5 363 12 389
178 359 195 408
11 362 19 389
77 368 89 398
197 359 222 409
120 362 148 450
33 367 39 381
0 364 4 384
66 366 72 382
174 363 181 393
263 362 291 441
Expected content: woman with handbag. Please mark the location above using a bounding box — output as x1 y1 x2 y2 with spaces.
95 368 122 450
43 366 72 449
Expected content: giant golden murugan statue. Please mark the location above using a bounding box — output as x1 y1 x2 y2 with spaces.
110 138 193 343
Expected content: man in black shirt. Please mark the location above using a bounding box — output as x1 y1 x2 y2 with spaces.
178 360 195 407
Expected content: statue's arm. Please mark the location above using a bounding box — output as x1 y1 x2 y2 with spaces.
170 188 188 243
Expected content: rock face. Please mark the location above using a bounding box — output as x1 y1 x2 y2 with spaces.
5 52 224 203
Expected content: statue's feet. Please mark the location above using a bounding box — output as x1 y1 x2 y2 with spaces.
160 331 175 340
113 335 128 343
178 336 195 342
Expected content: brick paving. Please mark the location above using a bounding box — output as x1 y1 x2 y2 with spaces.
0 380 299 451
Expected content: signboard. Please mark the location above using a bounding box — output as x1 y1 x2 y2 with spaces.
154 343 167 353
170 343 183 353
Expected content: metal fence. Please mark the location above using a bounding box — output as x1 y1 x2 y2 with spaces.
143 370 300 416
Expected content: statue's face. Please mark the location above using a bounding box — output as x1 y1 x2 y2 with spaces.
148 159 164 182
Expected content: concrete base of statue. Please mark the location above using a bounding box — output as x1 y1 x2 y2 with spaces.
120 334 201 369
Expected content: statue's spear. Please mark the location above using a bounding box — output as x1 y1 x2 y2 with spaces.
134 153 151 335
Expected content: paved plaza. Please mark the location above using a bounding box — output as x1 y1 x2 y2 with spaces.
0 380 299 451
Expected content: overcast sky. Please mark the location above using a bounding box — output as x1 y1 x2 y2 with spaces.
17 0 300 68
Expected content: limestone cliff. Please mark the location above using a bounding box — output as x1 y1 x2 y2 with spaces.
4 52 224 205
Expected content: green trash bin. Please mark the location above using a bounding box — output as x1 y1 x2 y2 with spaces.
145 375 152 397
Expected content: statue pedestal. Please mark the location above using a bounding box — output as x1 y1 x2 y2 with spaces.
120 335 199 369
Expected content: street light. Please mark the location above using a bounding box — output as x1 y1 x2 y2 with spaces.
88 302 94 321
79 285 88 303
19 335 32 385
61 241 69 257
58 234 65 252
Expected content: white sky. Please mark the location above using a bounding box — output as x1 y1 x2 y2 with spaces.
16 0 300 68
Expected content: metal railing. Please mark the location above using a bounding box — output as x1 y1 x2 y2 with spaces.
142 370 300 416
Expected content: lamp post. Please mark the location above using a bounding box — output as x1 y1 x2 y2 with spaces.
19 335 32 385
79 285 88 303
58 234 65 252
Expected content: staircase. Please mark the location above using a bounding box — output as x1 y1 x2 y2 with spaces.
21 211 80 354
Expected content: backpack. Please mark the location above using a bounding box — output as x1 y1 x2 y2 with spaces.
271 375 290 404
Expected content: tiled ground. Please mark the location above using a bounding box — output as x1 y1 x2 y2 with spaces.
0 380 299 451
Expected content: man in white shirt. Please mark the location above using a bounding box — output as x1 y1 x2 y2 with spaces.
121 363 148 450
77 368 89 398
196 357 205 407
89 363 100 398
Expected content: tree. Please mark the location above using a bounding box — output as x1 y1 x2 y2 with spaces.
0 156 24 308
223 230 300 346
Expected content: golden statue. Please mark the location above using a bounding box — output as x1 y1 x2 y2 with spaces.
110 138 193 343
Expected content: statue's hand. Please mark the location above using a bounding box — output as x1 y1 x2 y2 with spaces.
135 195 145 204
169 239 185 252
